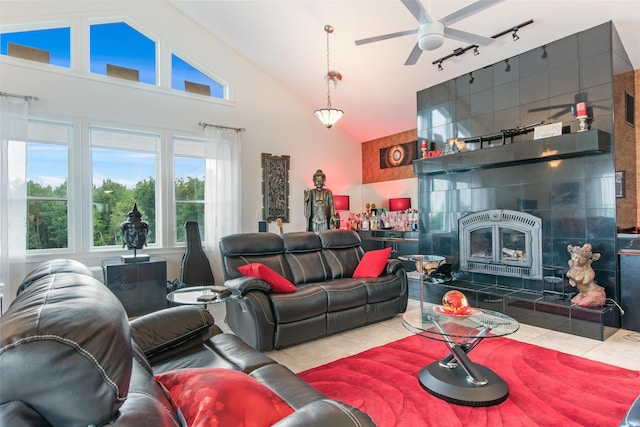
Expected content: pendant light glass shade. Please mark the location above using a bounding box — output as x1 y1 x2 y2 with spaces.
314 108 344 129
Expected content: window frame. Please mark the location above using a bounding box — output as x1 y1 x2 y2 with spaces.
89 125 162 251
23 118 74 255
1 17 232 102
87 18 158 85
173 136 208 244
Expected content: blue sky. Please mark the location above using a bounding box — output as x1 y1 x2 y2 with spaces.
28 143 203 190
1 22 224 93
4 22 217 188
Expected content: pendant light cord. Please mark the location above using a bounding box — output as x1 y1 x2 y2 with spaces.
325 26 332 109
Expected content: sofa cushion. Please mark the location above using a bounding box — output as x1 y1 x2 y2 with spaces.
238 263 297 293
112 357 183 426
319 230 365 279
270 285 328 323
155 368 294 427
353 247 392 278
359 274 406 303
219 232 294 281
283 232 331 284
316 279 367 311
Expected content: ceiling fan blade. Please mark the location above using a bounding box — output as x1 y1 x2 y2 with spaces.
550 109 571 120
443 27 495 45
440 0 505 26
400 0 432 23
404 43 423 65
355 29 417 46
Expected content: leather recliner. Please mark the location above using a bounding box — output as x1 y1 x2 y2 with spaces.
0 259 375 427
220 229 408 352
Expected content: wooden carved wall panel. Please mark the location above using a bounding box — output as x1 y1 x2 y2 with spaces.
262 153 290 222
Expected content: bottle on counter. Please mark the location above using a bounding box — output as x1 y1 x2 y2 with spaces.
361 215 369 231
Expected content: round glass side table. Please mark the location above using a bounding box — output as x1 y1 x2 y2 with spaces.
166 286 240 309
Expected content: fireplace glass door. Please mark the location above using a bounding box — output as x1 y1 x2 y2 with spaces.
499 228 526 264
459 209 542 280
468 226 528 266
470 227 493 260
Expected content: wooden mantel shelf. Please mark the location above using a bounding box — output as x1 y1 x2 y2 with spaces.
413 129 611 175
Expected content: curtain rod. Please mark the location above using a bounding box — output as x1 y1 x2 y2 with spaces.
0 91 38 102
198 121 245 132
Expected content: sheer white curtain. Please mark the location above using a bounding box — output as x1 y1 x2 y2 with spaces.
0 96 30 306
203 126 242 280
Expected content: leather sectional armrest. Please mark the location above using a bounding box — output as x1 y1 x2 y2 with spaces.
385 258 403 275
224 276 272 294
130 305 218 358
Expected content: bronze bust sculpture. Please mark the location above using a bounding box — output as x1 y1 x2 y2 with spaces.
120 203 149 262
304 169 336 232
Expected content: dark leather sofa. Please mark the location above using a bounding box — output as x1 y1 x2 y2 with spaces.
0 259 375 427
219 229 408 352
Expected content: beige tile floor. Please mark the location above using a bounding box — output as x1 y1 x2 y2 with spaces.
209 299 640 374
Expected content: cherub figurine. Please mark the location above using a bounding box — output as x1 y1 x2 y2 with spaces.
566 243 606 307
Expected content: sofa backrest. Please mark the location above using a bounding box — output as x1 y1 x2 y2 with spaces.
318 229 365 279
0 266 132 427
282 232 331 285
16 258 94 295
219 232 293 281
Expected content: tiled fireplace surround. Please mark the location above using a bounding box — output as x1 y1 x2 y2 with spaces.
413 22 635 340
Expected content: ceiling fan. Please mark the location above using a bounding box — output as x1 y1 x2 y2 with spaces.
355 0 504 65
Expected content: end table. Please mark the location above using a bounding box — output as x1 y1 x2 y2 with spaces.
102 257 167 317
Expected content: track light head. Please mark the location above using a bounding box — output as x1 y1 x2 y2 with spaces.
504 59 511 72
541 45 548 59
512 29 519 41
437 61 443 71
469 72 474 84
473 46 479 56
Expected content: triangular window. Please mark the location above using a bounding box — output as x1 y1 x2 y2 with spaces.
90 22 156 84
172 54 224 98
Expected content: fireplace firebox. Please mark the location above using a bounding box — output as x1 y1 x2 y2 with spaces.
459 209 542 280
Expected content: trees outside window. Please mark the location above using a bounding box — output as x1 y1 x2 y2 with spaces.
24 121 71 250
175 138 206 243
90 128 158 248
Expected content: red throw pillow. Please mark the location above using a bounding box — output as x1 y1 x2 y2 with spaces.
353 247 392 278
237 263 297 293
155 368 294 427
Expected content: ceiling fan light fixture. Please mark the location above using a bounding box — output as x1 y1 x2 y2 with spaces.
417 22 445 51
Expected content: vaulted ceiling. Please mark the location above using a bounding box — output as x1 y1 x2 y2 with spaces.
170 0 640 142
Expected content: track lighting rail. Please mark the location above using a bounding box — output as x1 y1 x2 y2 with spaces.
432 19 534 71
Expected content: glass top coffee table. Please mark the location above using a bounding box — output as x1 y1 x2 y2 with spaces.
402 305 519 407
166 286 241 308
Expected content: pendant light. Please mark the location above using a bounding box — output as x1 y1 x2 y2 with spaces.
314 25 343 129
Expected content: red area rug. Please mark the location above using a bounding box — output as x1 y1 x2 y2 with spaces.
299 335 640 427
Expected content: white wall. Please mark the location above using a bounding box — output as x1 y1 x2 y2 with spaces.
362 178 418 212
0 1 365 299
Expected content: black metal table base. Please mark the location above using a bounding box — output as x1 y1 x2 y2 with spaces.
418 361 509 407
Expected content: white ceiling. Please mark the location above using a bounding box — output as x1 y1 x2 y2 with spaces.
169 0 640 142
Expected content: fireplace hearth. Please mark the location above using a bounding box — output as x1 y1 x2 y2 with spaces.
459 209 542 280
